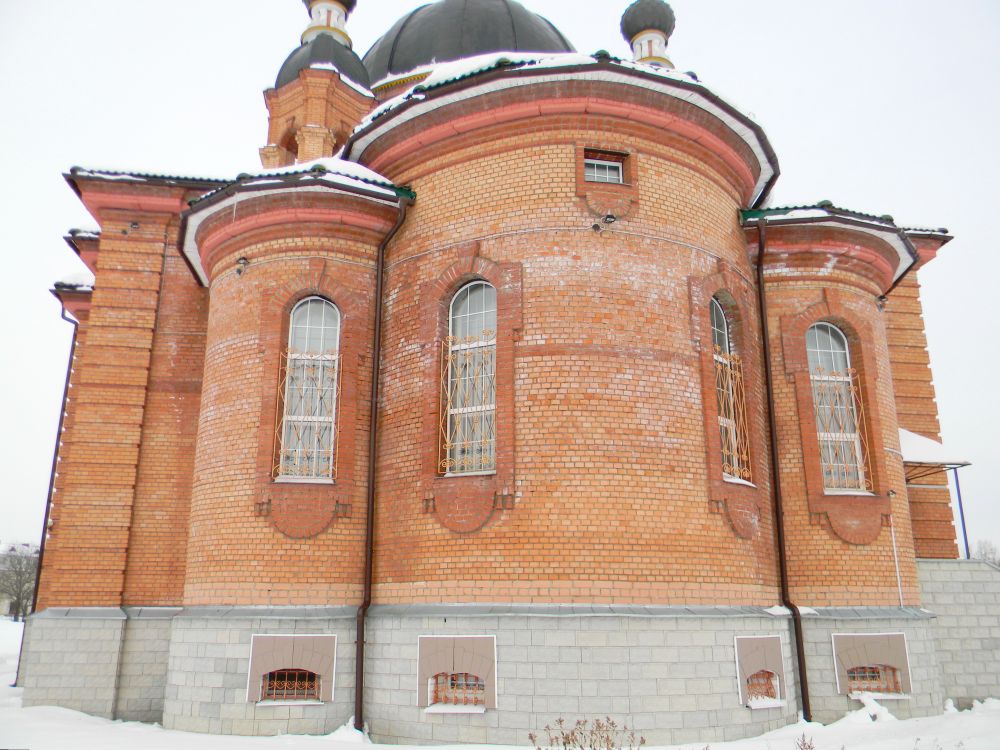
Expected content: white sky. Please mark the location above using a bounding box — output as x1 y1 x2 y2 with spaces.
0 0 995 556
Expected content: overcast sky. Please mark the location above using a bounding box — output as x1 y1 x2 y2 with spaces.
0 0 996 555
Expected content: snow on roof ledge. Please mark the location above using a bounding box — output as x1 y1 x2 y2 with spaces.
898 428 970 467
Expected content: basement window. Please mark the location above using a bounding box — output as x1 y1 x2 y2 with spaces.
832 632 911 699
418 636 496 713
261 668 320 702
735 635 786 709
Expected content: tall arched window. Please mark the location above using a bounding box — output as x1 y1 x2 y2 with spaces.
440 281 496 475
711 298 751 482
276 297 341 480
806 322 870 492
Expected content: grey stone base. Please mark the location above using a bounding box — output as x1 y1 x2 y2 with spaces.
19 608 126 718
161 607 357 736
20 571 1000 744
799 608 942 724
363 606 799 746
919 558 1000 708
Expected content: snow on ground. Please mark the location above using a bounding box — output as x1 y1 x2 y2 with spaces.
1 617 998 749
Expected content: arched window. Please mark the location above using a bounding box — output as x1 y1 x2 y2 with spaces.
276 297 341 480
431 672 486 706
806 322 870 492
440 281 497 475
746 669 779 700
711 298 751 482
846 664 902 694
261 668 320 701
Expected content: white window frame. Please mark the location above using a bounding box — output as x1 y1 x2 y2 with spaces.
276 297 341 481
584 157 624 184
806 322 868 493
442 281 497 476
711 298 752 483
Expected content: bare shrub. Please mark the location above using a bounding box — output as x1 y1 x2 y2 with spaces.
529 717 646 750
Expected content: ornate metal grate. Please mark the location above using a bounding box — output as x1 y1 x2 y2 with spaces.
274 352 342 479
715 348 752 482
432 672 485 705
847 664 901 694
746 669 778 699
440 333 496 475
262 668 320 701
810 368 872 492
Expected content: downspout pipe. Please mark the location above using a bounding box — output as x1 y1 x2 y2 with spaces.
756 219 812 722
17 307 79 687
355 196 411 732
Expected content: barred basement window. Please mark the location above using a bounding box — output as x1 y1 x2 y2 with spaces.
432 672 486 706
846 664 902 694
746 669 778 700
711 298 752 482
261 668 320 701
584 149 626 184
275 297 341 480
806 322 871 492
440 281 496 475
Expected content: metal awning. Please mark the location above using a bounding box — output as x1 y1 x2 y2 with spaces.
899 428 971 482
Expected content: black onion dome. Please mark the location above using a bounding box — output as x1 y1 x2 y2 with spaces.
362 0 575 84
620 0 676 43
276 33 371 89
301 0 357 10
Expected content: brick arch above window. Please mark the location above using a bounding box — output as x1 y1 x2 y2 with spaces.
778 291 891 545
417 246 523 534
688 262 767 541
253 260 370 539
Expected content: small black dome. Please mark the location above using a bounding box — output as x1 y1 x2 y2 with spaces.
362 0 575 85
276 33 371 89
621 0 676 43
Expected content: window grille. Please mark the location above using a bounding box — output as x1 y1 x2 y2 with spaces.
440 282 496 475
711 299 752 481
275 297 341 480
584 158 624 184
846 664 902 694
261 668 320 701
432 672 486 705
806 322 871 492
746 669 778 700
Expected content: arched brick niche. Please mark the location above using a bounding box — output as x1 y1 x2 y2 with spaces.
415 247 523 534
689 260 769 540
779 292 891 545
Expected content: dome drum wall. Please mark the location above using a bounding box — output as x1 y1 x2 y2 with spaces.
369 110 782 605
182 192 396 605
758 229 920 606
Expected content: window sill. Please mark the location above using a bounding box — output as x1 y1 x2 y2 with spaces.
723 475 756 489
424 704 487 714
848 691 910 701
823 489 876 497
746 698 786 710
274 476 335 485
256 700 324 707
441 470 496 478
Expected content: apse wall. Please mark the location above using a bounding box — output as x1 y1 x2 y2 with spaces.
370 108 781 606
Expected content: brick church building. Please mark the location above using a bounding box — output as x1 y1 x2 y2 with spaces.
20 0 1000 744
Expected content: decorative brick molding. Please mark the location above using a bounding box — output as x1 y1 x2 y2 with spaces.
689 261 766 540
779 291 890 545
254 261 369 539
417 247 522 534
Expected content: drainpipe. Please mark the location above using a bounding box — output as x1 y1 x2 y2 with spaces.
756 219 812 722
16 308 79 687
355 196 411 732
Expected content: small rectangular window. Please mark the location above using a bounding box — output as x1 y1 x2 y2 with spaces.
418 635 497 711
734 635 786 708
584 158 623 184
832 632 911 698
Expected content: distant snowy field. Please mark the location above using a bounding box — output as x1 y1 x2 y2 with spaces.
1 618 998 750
